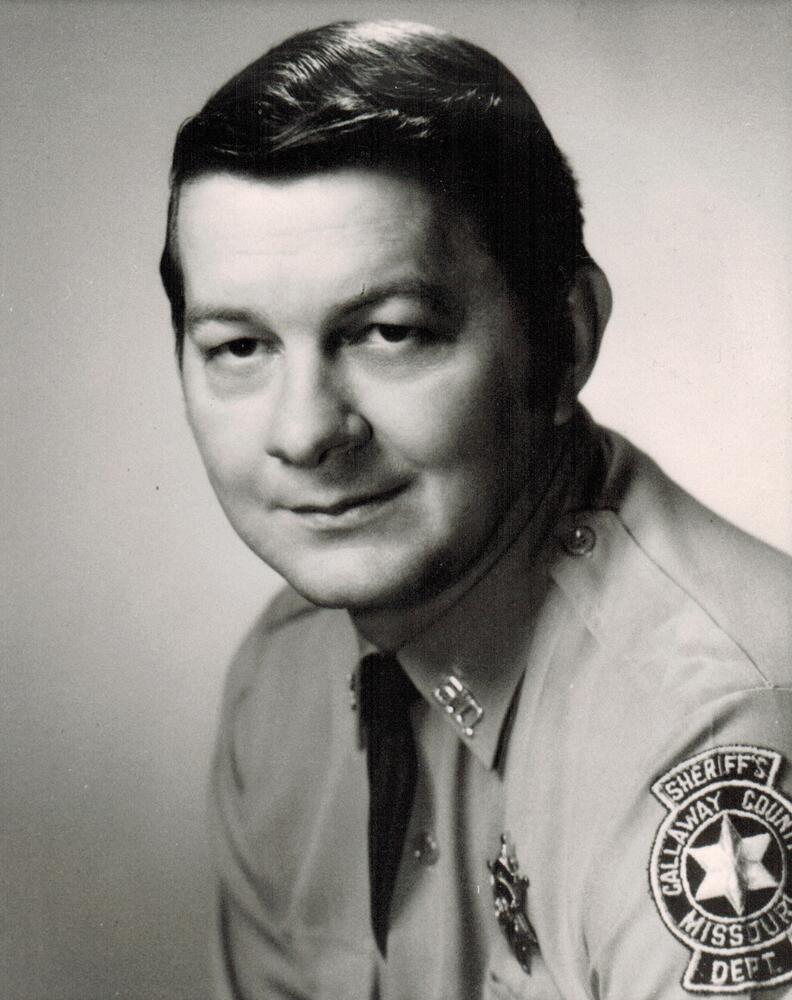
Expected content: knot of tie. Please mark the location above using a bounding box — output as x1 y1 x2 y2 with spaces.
358 652 420 957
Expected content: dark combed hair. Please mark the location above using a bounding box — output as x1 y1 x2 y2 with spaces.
160 20 588 394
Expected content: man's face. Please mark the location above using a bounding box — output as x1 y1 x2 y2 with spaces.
178 169 555 611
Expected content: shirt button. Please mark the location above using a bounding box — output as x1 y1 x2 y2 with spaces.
563 523 596 556
412 831 440 866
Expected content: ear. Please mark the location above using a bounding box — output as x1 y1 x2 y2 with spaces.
553 259 612 426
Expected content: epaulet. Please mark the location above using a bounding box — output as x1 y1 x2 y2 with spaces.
590 427 792 686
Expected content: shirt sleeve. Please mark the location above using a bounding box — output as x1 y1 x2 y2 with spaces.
586 686 792 1000
206 607 318 1000
205 597 375 1000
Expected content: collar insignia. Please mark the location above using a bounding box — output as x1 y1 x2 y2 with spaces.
432 674 484 737
488 834 538 974
650 745 792 993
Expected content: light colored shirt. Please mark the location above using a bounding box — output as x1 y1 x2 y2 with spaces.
209 417 792 1000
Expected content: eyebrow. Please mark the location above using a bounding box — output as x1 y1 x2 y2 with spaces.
184 279 459 335
184 306 265 333
335 280 458 321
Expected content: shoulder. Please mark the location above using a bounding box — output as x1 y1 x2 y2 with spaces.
550 427 792 698
221 583 356 716
507 428 792 994
213 584 358 794
605 428 792 668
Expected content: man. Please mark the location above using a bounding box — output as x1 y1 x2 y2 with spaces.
160 20 792 1000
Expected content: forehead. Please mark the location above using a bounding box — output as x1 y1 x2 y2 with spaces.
175 169 494 311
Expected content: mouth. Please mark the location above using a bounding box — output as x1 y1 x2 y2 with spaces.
285 484 407 528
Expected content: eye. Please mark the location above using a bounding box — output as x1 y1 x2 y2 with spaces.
343 323 439 349
372 324 419 344
204 336 274 364
337 321 454 364
223 338 259 357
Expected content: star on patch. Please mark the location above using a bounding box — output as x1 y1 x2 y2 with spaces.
688 812 778 916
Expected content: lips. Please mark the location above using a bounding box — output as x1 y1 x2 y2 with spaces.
287 483 406 517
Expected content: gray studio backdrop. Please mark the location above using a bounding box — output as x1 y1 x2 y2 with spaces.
1 2 790 998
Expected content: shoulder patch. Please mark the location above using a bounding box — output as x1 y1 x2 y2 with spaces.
649 745 792 993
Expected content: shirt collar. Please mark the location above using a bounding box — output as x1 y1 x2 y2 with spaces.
356 407 604 770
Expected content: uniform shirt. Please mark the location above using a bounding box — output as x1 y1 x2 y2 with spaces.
209 414 792 1000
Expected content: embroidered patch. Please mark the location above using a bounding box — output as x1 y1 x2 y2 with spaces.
650 745 792 993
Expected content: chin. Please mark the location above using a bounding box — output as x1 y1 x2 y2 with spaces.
280 570 416 613
268 549 449 613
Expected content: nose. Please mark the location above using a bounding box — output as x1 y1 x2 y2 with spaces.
264 349 370 468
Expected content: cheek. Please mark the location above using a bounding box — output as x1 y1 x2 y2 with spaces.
183 388 264 493
365 360 518 471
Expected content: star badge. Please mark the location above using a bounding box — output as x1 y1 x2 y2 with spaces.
488 834 539 974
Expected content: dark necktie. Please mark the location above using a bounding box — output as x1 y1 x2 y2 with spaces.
359 651 420 957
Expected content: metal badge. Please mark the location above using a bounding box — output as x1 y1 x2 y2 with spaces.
432 674 484 737
488 834 539 974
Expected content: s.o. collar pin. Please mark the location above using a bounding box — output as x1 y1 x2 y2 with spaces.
488 834 539 974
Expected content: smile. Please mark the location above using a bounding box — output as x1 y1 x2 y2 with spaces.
285 485 407 530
